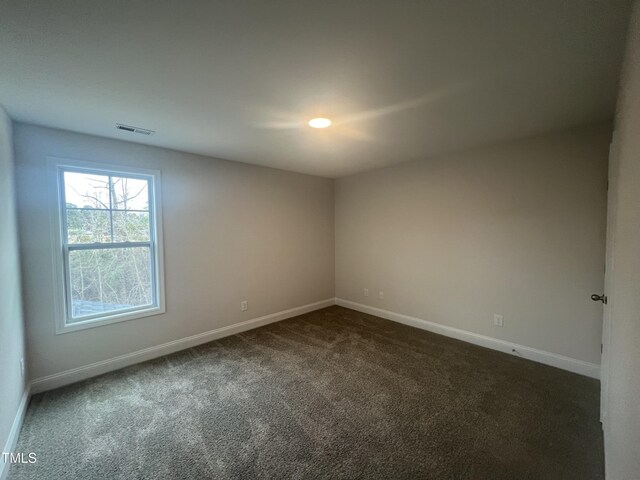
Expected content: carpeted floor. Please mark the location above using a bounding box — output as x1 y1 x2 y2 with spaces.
10 306 603 479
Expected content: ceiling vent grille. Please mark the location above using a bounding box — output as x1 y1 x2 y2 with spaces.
116 123 155 135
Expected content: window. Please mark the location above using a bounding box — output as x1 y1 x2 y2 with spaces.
49 158 165 333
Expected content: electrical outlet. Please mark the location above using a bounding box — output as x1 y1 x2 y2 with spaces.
20 358 25 378
379 290 384 300
494 314 503 327
364 288 369 297
241 301 248 312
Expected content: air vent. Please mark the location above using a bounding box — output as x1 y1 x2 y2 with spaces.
116 123 155 136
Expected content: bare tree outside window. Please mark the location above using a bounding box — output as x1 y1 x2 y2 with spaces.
63 171 155 321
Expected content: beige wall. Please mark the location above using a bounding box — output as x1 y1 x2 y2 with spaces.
336 124 610 365
0 106 26 463
604 2 640 477
14 124 335 380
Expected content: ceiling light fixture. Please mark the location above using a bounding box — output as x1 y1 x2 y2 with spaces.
308 117 332 129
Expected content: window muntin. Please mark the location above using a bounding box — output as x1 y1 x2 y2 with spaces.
53 163 164 330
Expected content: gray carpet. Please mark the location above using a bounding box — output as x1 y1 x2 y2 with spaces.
10 306 603 479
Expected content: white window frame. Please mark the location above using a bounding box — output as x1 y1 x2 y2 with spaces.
48 157 165 334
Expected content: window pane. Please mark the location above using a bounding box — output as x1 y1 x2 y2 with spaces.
111 176 149 211
64 171 111 209
66 209 111 244
68 246 153 321
113 211 150 242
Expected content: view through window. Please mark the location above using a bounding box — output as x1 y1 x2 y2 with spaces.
56 165 163 327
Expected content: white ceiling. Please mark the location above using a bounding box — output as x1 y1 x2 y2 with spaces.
0 0 632 177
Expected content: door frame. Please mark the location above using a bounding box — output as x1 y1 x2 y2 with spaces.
600 131 619 423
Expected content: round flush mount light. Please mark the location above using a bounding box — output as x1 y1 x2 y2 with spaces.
308 117 332 129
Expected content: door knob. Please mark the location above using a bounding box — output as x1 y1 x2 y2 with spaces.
591 294 607 304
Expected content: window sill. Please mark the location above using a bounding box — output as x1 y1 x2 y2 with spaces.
55 305 165 334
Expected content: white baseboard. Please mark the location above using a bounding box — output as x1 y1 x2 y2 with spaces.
30 298 335 394
29 296 599 393
0 386 31 480
335 298 600 379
